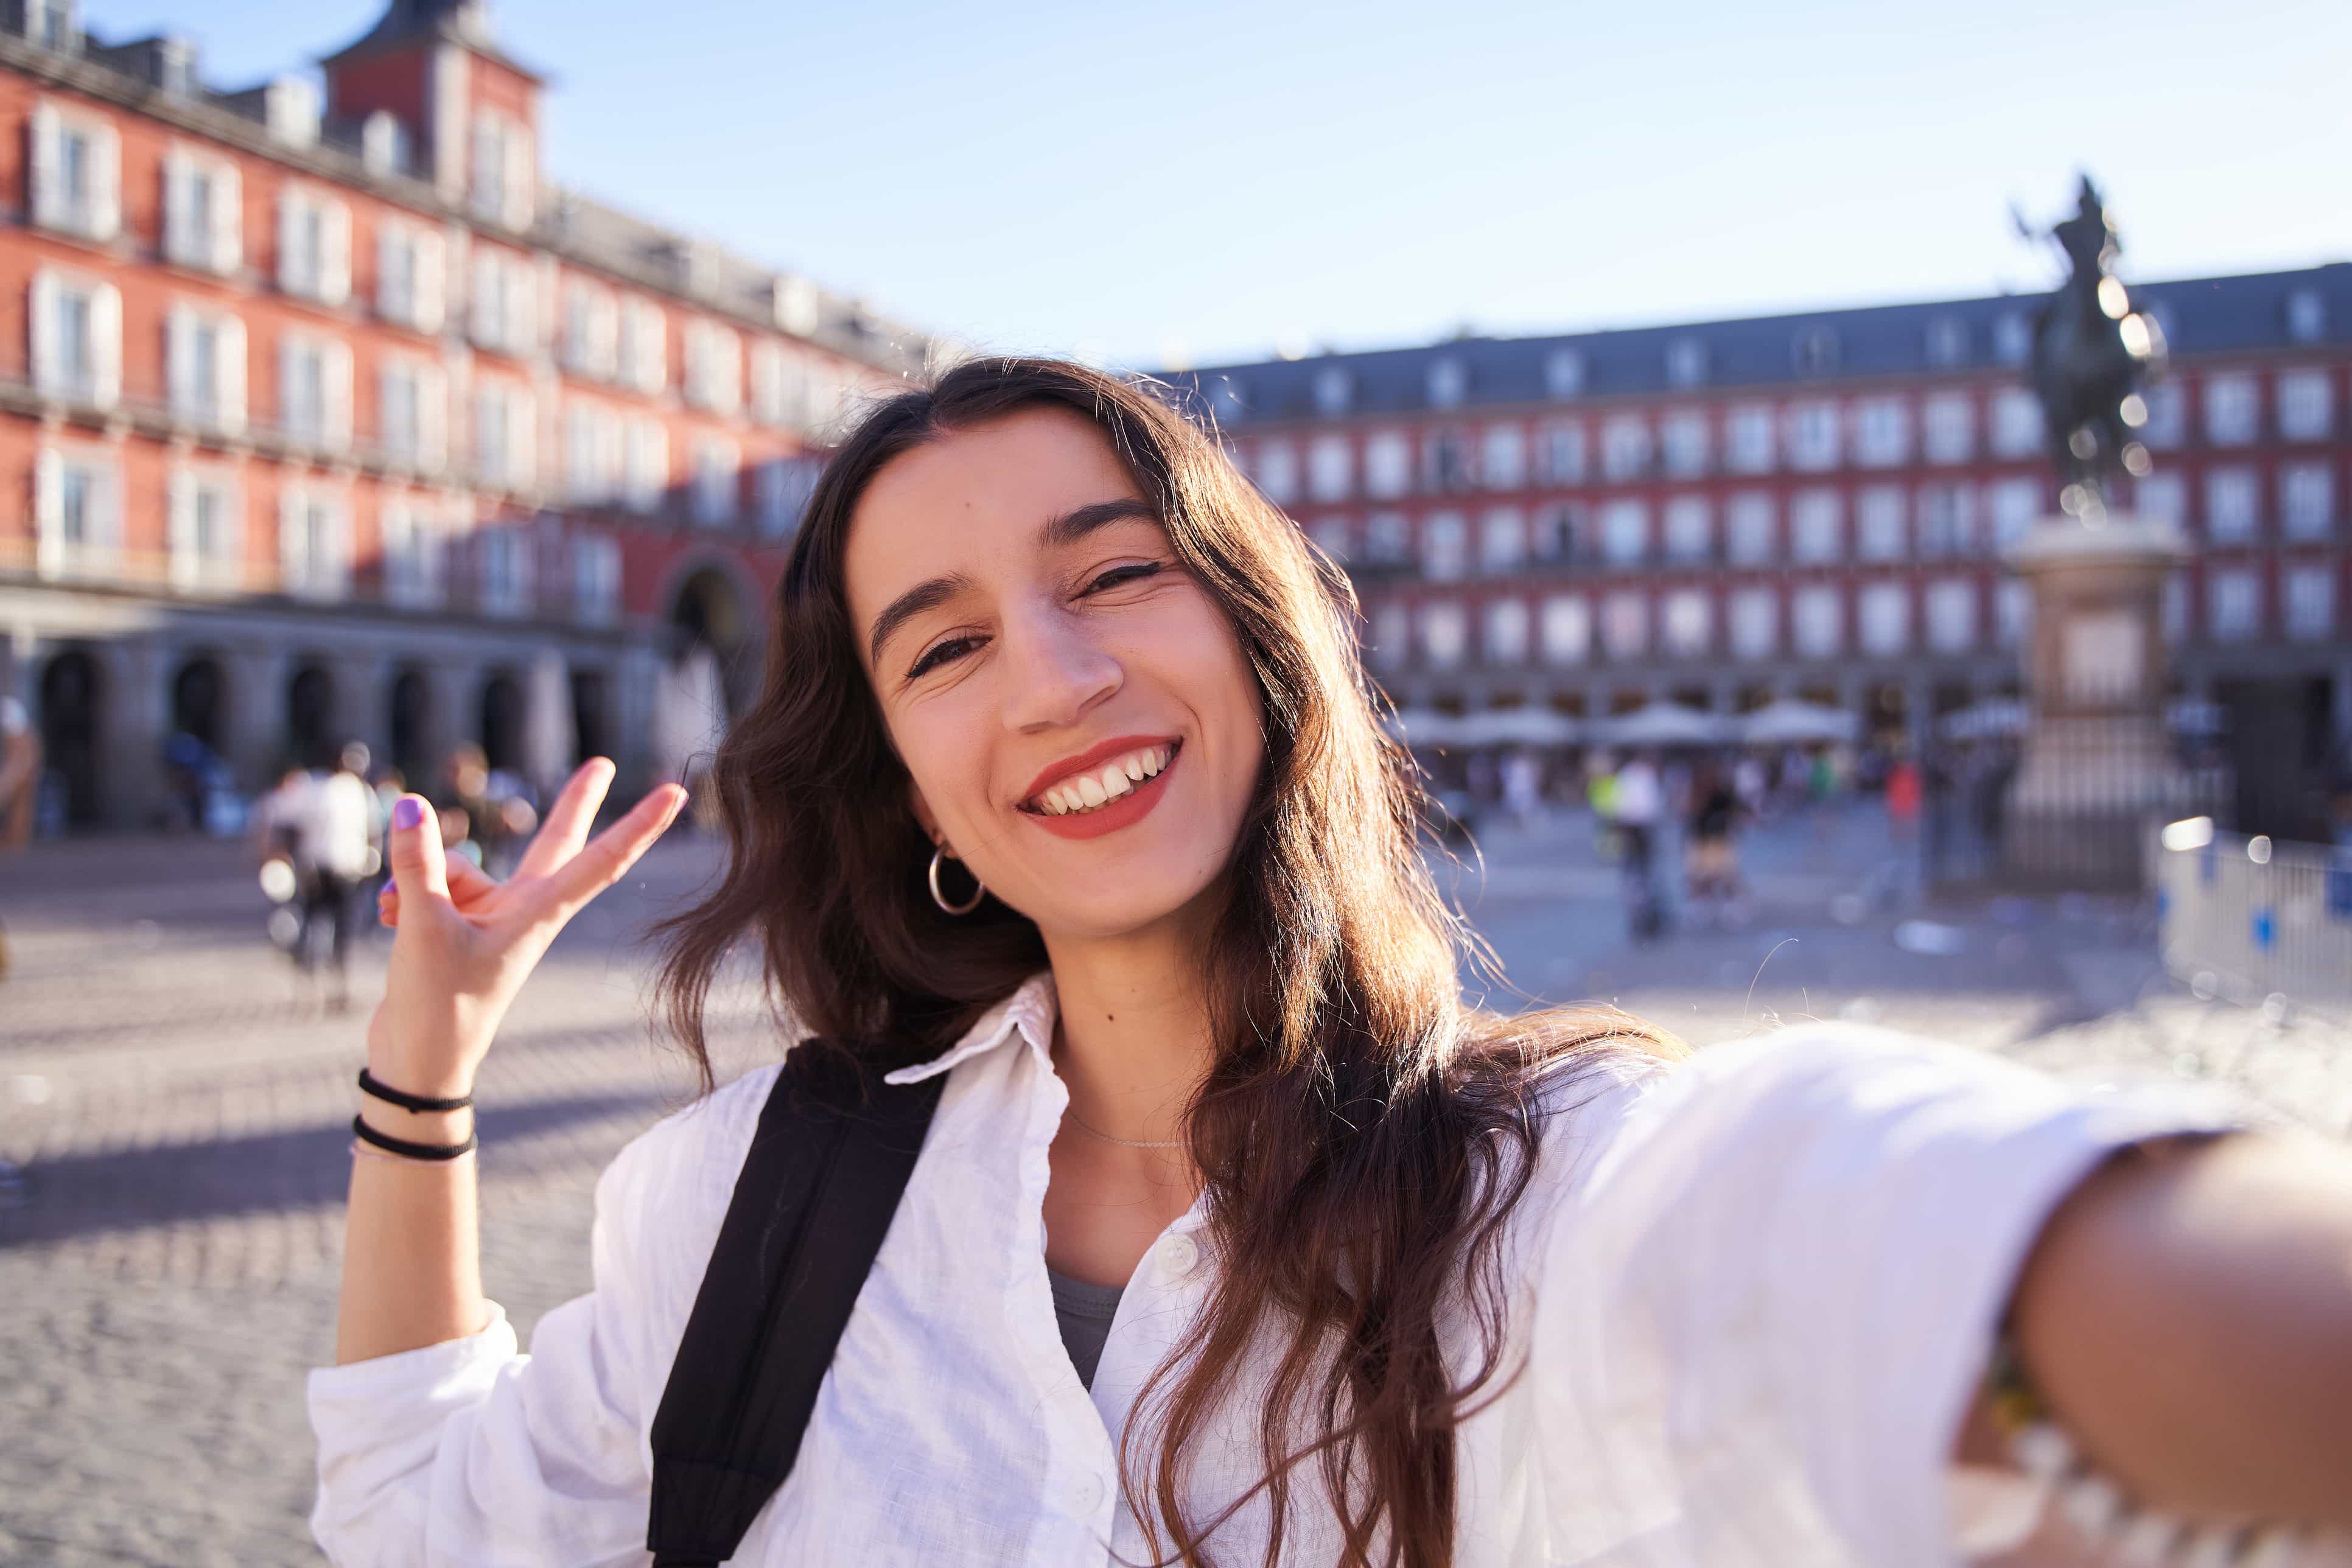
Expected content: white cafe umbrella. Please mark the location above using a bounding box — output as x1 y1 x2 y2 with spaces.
1938 696 2029 741
1594 701 1728 747
1385 708 1463 748
1737 698 1859 746
1452 707 1581 747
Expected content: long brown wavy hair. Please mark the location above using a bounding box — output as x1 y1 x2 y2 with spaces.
656 357 1680 1567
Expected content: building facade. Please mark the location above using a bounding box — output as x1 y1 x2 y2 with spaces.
1163 265 2352 776
1 0 941 830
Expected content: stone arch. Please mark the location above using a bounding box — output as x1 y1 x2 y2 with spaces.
478 667 525 774
285 660 337 769
387 665 433 786
37 646 105 829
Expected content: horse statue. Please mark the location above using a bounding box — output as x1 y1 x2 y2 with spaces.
2027 175 2167 510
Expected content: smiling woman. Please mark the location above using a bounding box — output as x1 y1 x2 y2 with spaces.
312 359 2352 1568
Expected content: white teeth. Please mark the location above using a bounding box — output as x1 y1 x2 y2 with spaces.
1096 763 1133 800
1075 774 1107 808
1123 755 1146 782
1028 743 1176 816
1049 786 1079 815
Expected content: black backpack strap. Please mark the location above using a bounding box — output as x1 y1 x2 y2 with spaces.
646 1043 943 1567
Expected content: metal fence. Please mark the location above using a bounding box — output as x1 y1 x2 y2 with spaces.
2155 818 2352 1012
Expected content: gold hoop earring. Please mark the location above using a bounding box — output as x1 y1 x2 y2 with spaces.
928 842 985 915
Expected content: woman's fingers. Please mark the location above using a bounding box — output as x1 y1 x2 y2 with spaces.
380 850 500 927
539 784 688 923
383 794 450 905
512 759 615 883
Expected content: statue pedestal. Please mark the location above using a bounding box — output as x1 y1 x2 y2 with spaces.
2001 511 2193 891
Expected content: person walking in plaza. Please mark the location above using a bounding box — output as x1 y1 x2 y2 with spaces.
0 696 40 981
301 743 381 1012
322 359 2352 1568
1611 747 1667 940
1681 756 1748 929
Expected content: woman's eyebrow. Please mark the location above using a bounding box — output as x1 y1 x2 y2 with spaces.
1042 497 1160 549
867 570 974 670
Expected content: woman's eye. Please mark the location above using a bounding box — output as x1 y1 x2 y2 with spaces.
906 636 979 679
1081 561 1164 596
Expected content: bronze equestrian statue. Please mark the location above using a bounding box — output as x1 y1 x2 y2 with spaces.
2028 175 2168 510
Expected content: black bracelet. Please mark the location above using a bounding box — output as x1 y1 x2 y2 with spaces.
352 1113 478 1161
358 1067 474 1114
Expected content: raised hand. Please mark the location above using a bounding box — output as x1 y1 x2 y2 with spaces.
365 758 687 1101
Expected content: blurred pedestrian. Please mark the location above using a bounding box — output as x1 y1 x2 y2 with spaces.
1500 749 1544 831
1682 758 1748 929
1885 752 1923 845
299 743 380 1012
0 696 40 981
1614 750 1665 940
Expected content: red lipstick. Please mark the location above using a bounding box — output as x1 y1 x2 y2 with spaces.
1017 735 1183 842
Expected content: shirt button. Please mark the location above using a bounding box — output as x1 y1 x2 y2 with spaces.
1155 1233 1199 1283
1068 1471 1106 1515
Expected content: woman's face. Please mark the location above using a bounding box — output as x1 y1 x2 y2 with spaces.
842 405 1263 943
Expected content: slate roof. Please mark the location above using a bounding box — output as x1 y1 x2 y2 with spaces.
1160 263 2352 426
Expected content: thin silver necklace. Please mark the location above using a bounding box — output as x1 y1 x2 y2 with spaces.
1062 1106 1186 1150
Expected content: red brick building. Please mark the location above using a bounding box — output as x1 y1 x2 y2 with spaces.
0 0 941 829
1162 266 2352 799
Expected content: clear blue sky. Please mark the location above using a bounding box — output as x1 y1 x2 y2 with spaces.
83 0 2352 369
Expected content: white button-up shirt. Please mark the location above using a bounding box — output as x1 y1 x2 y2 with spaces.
309 971 2230 1566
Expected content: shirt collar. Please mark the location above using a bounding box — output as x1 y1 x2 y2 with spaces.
881 970 1059 1085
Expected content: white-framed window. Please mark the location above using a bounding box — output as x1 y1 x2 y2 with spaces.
2133 471 2186 530
1312 366 1351 416
2286 290 2328 346
2277 369 2333 442
1420 511 1468 580
1599 499 1648 566
1483 598 1530 664
1989 477 2042 551
1925 579 1977 654
1363 431 1411 499
750 340 803 429
1539 422 1586 485
28 0 78 52
757 454 822 538
1852 397 1911 467
477 526 533 618
468 110 535 229
375 222 447 335
1925 315 1969 368
2281 463 2335 542
1426 357 1467 409
1599 416 1651 482
692 436 740 525
27 268 121 408
2140 383 2186 449
1413 429 1462 492
1539 594 1591 665
1418 601 1468 668
470 248 537 357
166 466 242 593
379 497 442 609
623 416 669 511
1530 504 1575 562
1726 491 1775 565
1659 411 1710 478
1989 388 2042 458
1367 603 1409 673
1600 590 1647 662
1477 507 1524 574
473 379 536 492
1307 517 1353 562
571 533 622 625
2284 566 2335 642
1791 584 1842 659
1663 495 1710 564
562 278 620 380
32 443 122 580
1252 441 1300 506
1790 488 1843 564
619 297 668 394
2161 575 2187 643
1728 587 1777 660
162 147 240 273
1726 404 1775 474
29 101 119 242
2203 374 2259 446
278 483 351 601
685 320 743 416
1479 425 1525 491
1784 401 1841 471
1857 581 1909 656
564 401 623 506
2204 466 2259 545
1995 579 2032 648
1665 337 1708 389
1916 481 1976 557
278 333 353 453
2206 567 2259 642
1993 311 2032 365
1544 349 1584 400
378 357 447 472
1309 435 1355 502
276 186 351 306
1922 393 1974 464
166 303 245 433
1363 512 1410 565
1661 589 1710 659
1857 485 1907 562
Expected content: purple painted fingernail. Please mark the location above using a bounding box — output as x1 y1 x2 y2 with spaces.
393 797 422 831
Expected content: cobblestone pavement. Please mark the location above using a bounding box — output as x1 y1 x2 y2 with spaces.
1 813 2345 1566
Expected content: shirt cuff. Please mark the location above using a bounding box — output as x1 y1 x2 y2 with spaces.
307 1301 519 1426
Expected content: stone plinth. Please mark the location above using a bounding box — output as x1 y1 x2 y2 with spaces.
2002 510 2196 890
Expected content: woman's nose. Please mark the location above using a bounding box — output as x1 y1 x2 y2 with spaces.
999 607 1120 732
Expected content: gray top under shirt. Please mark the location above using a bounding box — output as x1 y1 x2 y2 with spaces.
1046 1267 1125 1390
